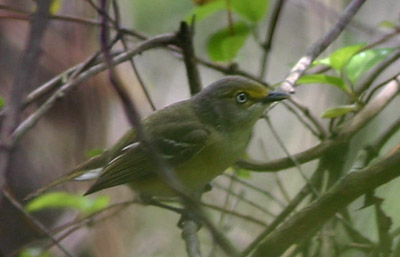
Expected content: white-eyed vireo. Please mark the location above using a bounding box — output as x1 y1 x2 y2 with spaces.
31 76 288 198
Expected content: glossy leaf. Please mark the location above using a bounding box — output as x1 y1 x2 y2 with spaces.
0 96 4 108
321 104 358 118
329 44 366 71
231 0 269 22
298 74 349 93
26 192 109 215
207 22 251 62
345 48 395 83
186 0 226 23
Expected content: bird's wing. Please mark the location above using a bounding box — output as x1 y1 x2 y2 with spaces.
84 122 210 195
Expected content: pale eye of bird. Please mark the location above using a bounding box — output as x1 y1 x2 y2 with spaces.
235 92 248 104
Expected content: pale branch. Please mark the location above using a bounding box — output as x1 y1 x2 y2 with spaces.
338 75 400 137
280 0 367 94
355 48 400 96
0 0 51 201
249 147 400 257
182 220 203 257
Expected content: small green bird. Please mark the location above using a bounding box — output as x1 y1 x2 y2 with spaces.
30 76 288 198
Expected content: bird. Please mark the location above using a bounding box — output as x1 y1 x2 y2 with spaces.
28 76 288 199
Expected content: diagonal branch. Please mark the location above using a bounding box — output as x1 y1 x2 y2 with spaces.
280 0 367 94
249 146 400 257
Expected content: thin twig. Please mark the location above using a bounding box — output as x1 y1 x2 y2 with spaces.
259 0 286 79
3 187 77 257
264 116 319 197
356 48 400 96
223 173 286 208
213 183 276 218
280 0 367 93
241 163 326 257
12 34 177 143
201 202 267 227
110 0 157 111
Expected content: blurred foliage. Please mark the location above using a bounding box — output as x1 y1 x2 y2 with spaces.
19 248 50 257
26 192 109 215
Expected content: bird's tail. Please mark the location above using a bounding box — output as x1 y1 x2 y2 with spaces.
24 152 108 200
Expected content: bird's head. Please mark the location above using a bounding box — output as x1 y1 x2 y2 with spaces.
193 76 289 130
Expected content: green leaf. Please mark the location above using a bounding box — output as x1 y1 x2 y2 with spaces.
345 48 395 83
379 20 397 29
313 57 331 66
0 96 4 108
26 192 109 215
207 22 251 62
185 0 226 23
86 148 104 158
298 74 349 93
19 248 50 257
329 44 366 71
321 104 358 118
50 0 63 15
234 168 251 179
231 0 269 22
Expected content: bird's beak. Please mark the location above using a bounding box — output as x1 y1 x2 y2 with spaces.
262 90 289 103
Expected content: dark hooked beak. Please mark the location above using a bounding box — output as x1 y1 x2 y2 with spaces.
262 90 290 103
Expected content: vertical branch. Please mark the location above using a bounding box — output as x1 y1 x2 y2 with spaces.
177 21 202 95
0 0 51 200
176 20 203 257
110 0 157 111
259 0 286 79
98 3 238 257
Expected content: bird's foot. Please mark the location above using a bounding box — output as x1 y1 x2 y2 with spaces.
178 211 202 231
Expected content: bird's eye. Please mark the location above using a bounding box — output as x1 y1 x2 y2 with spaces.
235 92 248 104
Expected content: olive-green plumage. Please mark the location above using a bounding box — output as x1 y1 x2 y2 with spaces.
29 76 288 198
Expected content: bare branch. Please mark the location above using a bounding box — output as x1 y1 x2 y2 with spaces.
259 0 287 79
177 21 203 95
3 187 77 257
0 0 51 201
